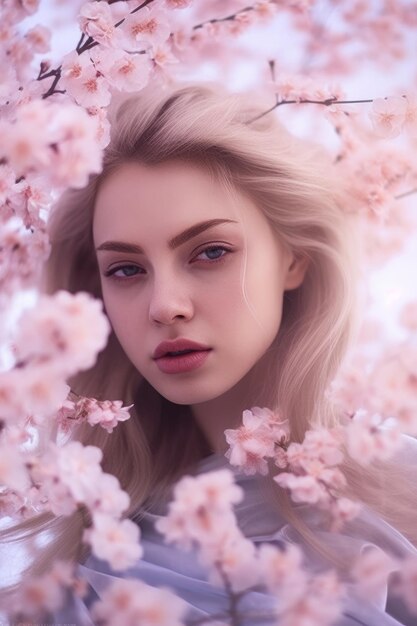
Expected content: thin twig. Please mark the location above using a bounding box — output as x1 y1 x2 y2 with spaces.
395 187 417 200
246 97 374 124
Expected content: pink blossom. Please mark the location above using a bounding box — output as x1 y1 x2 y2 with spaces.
17 574 66 616
165 0 193 8
14 291 111 375
0 60 19 106
200 534 260 593
86 105 111 148
369 96 407 138
150 43 179 77
345 409 403 465
329 497 361 531
404 94 417 137
90 473 130 516
258 543 308 604
0 100 52 173
0 444 30 492
274 472 328 504
156 470 243 549
351 547 398 602
85 399 133 432
0 164 16 204
17 365 70 423
13 560 77 617
121 6 171 51
91 47 151 92
84 513 143 571
91 578 188 626
50 104 103 188
280 570 344 626
25 24 51 53
78 1 120 48
56 441 103 502
225 407 284 475
302 428 344 466
61 50 112 108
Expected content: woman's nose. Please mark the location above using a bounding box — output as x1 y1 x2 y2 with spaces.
148 277 194 325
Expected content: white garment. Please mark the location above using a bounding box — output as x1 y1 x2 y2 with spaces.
54 436 417 626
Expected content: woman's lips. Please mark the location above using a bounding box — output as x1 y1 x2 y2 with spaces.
154 349 212 374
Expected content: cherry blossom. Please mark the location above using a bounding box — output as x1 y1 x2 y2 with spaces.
369 96 407 138
78 1 121 48
224 407 288 475
156 469 243 550
10 560 82 619
91 47 151 93
0 443 30 492
61 50 112 108
344 409 403 465
57 395 133 434
25 24 51 54
84 513 143 571
14 290 111 375
90 578 188 626
120 6 171 52
351 547 398 601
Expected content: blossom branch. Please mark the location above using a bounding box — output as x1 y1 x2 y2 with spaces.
246 97 375 124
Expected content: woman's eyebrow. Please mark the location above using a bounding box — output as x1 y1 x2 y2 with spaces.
96 218 238 254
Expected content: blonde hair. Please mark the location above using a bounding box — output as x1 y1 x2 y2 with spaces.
2 83 416 602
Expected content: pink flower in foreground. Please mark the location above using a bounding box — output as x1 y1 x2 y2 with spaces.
13 560 78 618
91 578 187 626
351 547 398 601
258 543 308 605
25 24 51 53
200 534 260 593
121 6 171 51
344 409 403 465
0 444 30 492
156 470 243 549
14 291 111 375
82 397 133 432
78 1 120 48
279 570 344 626
61 50 111 108
91 47 151 92
274 472 328 504
225 407 287 475
369 96 407 138
84 513 143 571
91 473 130 517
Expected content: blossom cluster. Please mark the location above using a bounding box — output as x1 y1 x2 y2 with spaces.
155 468 346 625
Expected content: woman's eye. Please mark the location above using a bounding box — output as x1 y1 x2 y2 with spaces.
193 245 232 263
104 265 143 280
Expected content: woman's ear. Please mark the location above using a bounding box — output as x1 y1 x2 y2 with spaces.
283 253 310 291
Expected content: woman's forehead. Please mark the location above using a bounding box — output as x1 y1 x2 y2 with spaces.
92 160 250 242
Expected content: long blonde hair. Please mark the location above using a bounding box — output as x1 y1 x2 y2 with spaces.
1 83 416 601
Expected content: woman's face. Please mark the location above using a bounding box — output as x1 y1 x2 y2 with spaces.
93 160 306 405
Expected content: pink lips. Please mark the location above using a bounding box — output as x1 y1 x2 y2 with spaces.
152 338 212 374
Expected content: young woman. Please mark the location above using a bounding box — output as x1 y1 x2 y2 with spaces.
2 83 417 625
